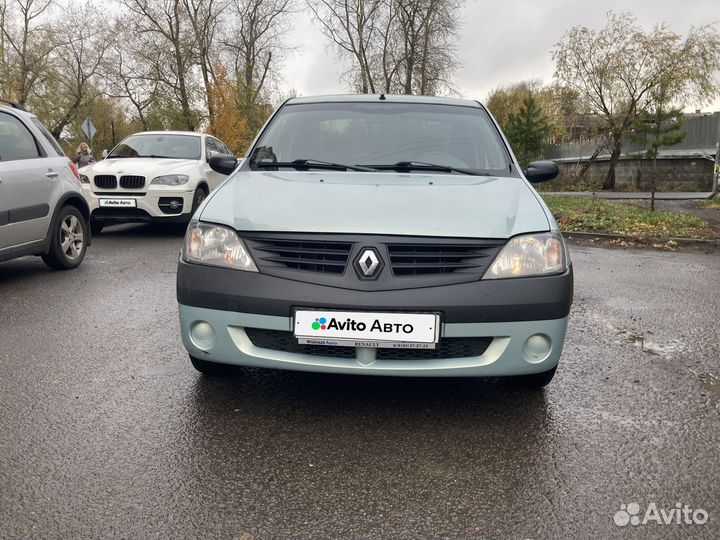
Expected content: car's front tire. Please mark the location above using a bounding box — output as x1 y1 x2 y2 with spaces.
191 185 208 215
505 366 557 389
189 355 237 376
42 205 88 270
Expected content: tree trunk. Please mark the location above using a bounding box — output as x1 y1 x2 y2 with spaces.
602 137 622 190
651 155 657 212
577 144 603 180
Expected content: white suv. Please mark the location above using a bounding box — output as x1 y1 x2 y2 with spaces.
79 131 237 234
0 99 90 269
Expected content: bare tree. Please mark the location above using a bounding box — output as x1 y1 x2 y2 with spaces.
182 0 226 126
224 0 294 136
105 41 160 130
553 12 720 189
34 2 116 138
307 0 382 93
123 0 198 130
309 0 460 95
0 0 55 104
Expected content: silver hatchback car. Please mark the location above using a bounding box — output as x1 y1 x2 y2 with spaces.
0 99 90 269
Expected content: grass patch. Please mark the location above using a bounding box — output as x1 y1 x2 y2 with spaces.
700 197 720 209
542 195 714 239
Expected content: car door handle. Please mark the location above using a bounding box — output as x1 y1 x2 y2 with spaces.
46 170 59 178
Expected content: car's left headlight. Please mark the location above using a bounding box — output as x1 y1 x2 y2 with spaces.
79 174 90 184
151 174 189 186
484 231 566 279
184 222 258 272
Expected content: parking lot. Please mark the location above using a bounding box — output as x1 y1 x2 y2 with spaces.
1 226 719 539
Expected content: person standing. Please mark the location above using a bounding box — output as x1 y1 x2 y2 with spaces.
75 142 95 167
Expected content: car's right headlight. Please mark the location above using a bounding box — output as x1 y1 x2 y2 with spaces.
184 222 258 272
79 174 90 184
152 174 189 186
483 231 566 279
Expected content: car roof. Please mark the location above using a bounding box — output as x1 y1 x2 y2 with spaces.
285 94 482 108
0 99 36 118
131 131 204 137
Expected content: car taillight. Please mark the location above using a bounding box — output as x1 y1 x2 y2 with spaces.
68 161 80 182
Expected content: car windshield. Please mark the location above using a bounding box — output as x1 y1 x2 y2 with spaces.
249 102 511 175
108 134 201 160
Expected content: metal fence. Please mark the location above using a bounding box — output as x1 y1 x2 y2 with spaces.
544 112 720 161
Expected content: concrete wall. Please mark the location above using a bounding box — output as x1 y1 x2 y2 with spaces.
547 157 714 191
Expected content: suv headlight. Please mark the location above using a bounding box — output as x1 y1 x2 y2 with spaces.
151 174 189 186
184 223 258 271
484 232 566 279
79 174 90 184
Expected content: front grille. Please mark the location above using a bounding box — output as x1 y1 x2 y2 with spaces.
94 192 146 197
244 328 492 360
246 237 353 275
94 175 117 189
120 175 145 189
376 337 492 359
387 243 500 276
245 328 356 358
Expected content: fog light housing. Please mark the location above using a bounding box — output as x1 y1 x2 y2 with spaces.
190 321 216 350
523 334 551 363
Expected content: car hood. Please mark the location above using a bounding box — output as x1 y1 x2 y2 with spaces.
200 170 550 239
81 157 199 176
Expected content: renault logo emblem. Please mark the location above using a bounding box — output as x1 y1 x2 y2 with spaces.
354 248 383 279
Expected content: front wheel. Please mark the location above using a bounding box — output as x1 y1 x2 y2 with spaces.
505 366 557 389
189 355 237 376
190 186 208 215
42 206 88 270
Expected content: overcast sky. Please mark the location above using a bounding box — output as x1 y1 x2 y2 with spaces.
281 0 720 110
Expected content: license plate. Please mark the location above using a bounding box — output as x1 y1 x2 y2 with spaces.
294 310 440 349
99 198 136 208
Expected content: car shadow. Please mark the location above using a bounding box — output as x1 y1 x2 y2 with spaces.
0 256 56 284
189 367 552 427
96 222 189 238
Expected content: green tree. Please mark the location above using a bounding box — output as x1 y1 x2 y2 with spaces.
505 93 552 169
553 12 720 189
629 86 685 211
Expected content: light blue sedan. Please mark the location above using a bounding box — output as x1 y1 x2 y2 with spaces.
176 94 573 388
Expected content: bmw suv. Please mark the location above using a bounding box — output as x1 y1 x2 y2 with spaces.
177 95 573 388
0 99 90 269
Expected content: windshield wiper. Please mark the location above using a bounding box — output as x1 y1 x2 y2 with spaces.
254 159 374 172
361 161 484 176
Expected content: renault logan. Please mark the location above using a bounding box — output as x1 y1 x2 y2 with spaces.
177 95 573 388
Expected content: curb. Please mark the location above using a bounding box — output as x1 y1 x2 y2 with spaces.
562 231 720 247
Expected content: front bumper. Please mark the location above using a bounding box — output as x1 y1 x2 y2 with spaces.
82 186 195 222
177 260 573 376
179 305 568 376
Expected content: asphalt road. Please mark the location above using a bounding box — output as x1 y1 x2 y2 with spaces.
1 224 719 540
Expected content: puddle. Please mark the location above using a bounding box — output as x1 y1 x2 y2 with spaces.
699 373 720 407
589 311 687 359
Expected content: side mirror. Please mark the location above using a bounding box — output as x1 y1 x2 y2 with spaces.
102 149 108 159
209 154 239 175
524 160 559 183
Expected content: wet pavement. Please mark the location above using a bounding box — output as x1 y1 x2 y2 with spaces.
0 224 719 539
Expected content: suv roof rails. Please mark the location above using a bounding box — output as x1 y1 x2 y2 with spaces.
0 98 29 112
